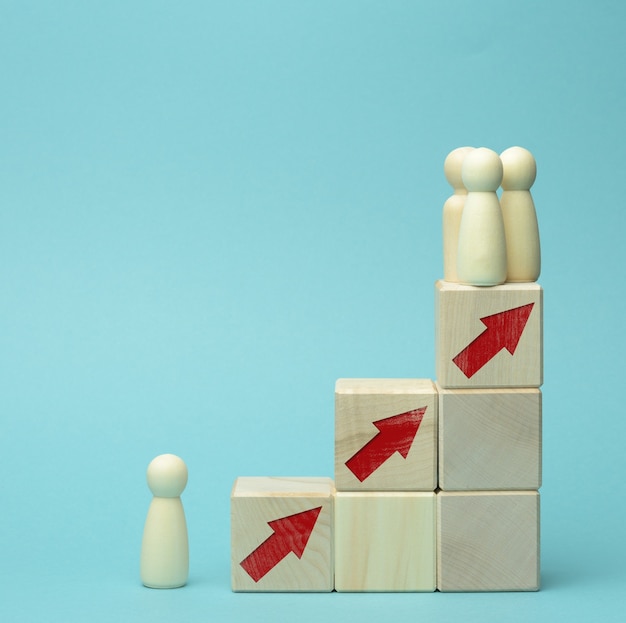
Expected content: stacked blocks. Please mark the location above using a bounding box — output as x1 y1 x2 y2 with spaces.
231 145 542 593
436 146 542 592
435 281 542 591
334 379 437 591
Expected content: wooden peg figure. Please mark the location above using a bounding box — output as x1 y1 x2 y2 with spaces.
500 146 540 282
140 454 189 588
442 146 474 282
456 147 507 286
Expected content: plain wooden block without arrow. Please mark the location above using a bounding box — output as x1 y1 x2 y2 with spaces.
335 491 436 592
230 477 334 592
435 280 542 388
438 385 542 491
437 490 540 591
334 379 437 491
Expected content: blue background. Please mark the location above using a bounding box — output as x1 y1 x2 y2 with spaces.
2 1 624 621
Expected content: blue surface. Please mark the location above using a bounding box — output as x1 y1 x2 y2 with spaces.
1 1 625 621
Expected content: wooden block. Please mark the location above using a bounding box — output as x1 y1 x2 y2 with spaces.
438 385 541 491
335 491 436 592
334 379 437 491
437 491 540 591
231 477 334 592
435 280 542 388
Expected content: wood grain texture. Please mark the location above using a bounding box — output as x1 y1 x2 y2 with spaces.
438 385 541 491
335 491 436 592
231 477 334 592
437 491 540 591
334 379 437 491
435 280 542 388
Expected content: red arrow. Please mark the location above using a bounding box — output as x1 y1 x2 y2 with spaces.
240 506 322 582
452 303 535 378
344 408 426 482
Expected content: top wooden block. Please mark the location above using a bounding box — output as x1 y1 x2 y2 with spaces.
435 281 542 388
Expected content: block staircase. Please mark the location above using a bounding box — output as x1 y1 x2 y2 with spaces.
231 147 542 593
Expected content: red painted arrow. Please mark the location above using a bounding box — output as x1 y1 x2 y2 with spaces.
452 303 535 378
240 506 322 582
344 408 426 482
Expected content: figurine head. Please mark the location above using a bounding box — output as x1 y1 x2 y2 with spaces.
146 453 188 498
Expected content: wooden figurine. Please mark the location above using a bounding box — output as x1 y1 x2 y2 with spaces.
140 454 189 588
500 146 541 282
231 477 334 592
334 491 436 592
438 385 541 490
456 147 507 286
443 146 474 282
334 379 437 491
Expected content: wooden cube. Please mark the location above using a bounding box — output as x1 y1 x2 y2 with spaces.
435 280 542 388
438 385 541 491
335 379 437 491
231 477 334 592
335 491 436 592
437 491 540 591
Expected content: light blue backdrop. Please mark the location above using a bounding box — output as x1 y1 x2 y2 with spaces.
2 1 624 621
